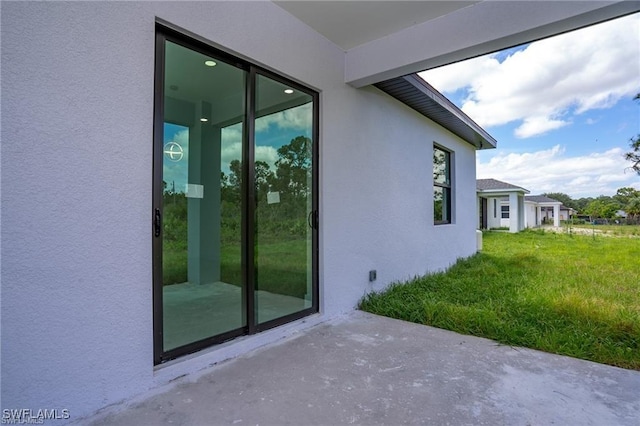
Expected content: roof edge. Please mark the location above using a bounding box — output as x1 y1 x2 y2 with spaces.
478 188 530 195
374 74 497 150
403 74 497 149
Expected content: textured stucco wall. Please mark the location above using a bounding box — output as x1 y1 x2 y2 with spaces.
1 1 477 421
321 84 478 316
525 203 538 228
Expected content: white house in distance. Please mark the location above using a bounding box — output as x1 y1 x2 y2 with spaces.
477 178 528 232
525 195 575 226
477 179 571 231
2 1 637 422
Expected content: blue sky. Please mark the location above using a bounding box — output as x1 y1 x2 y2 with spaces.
419 12 640 198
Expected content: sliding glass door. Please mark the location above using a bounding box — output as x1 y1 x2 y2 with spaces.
153 26 318 364
253 74 315 326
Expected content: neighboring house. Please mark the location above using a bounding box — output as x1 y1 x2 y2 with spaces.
477 179 529 233
2 1 635 422
525 195 575 226
477 179 570 230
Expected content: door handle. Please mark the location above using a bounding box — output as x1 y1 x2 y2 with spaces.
308 210 318 230
154 208 162 237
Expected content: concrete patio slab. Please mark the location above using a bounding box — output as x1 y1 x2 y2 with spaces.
90 311 640 426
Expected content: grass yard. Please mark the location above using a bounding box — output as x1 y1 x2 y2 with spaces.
359 229 640 370
163 239 309 298
221 239 309 298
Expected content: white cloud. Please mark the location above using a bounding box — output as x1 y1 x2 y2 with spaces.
420 13 640 138
221 125 243 171
220 123 280 173
218 103 311 173
477 145 640 198
255 102 312 133
255 145 279 168
515 116 569 138
419 55 500 93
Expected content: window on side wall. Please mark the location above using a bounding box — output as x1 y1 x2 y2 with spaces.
433 145 452 224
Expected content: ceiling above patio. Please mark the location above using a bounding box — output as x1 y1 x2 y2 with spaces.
275 1 640 88
274 1 478 50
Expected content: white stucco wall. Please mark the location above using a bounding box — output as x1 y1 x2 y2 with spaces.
525 203 538 228
1 2 477 421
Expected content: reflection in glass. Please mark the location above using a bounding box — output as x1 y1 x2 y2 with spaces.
433 186 450 223
161 41 246 351
254 75 314 324
433 147 448 185
433 146 451 224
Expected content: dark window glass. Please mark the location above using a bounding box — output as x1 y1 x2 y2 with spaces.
433 146 452 224
501 205 510 219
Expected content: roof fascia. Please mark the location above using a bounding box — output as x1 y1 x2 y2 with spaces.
376 75 497 149
406 75 496 149
478 188 530 196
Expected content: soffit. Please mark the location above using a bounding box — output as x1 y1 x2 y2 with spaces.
376 75 496 150
274 1 478 50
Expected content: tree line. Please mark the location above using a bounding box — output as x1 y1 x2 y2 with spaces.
543 187 640 222
219 135 312 241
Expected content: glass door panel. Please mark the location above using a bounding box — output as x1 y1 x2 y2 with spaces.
161 40 246 351
254 74 314 324
155 29 318 363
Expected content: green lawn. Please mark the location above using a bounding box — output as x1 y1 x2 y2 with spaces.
221 239 309 298
163 238 309 298
359 229 640 370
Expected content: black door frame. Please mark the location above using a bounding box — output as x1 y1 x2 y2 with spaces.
153 22 319 365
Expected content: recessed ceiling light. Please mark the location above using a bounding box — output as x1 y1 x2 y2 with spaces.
284 89 294 94
204 60 217 67
200 118 208 122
